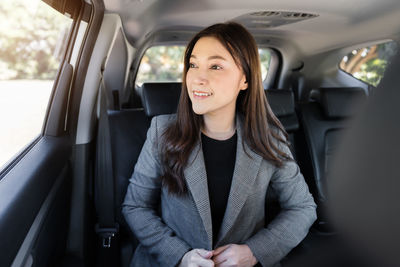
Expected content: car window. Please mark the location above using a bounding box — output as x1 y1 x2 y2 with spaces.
339 41 398 87
136 46 185 86
135 45 274 86
0 0 72 169
259 48 272 81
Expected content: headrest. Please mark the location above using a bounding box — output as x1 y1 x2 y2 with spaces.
141 82 182 117
265 89 296 117
265 89 299 131
310 87 367 118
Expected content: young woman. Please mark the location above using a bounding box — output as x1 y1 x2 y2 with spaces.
122 22 317 267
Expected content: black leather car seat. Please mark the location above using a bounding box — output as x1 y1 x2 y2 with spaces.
265 89 299 159
107 82 182 267
299 87 367 232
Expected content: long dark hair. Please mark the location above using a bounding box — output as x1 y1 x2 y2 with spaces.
160 22 290 196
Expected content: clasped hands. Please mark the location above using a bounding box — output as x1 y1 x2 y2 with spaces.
179 244 258 267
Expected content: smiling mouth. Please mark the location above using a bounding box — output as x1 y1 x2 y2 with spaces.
193 90 213 97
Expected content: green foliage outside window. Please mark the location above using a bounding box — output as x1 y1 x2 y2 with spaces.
340 41 398 87
136 46 185 85
0 0 72 80
354 58 387 87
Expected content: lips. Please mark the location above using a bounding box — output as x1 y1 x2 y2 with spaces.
193 90 212 98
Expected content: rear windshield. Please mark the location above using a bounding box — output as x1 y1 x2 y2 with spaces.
135 45 274 86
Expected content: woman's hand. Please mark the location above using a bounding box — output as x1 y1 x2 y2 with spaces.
212 244 257 267
179 249 215 267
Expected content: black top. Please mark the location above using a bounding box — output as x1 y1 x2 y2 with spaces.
201 132 237 245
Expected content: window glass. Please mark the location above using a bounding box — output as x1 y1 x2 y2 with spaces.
259 48 272 81
0 0 72 169
136 46 185 86
136 46 273 86
339 41 398 87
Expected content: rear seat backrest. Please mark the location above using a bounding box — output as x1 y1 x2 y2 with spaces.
300 87 367 231
110 82 182 227
107 82 181 266
264 89 300 224
265 89 299 158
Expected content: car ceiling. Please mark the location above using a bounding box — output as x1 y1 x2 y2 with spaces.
103 0 400 55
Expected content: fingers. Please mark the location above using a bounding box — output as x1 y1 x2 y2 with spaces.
196 248 214 259
179 249 215 267
213 244 257 267
212 245 230 265
192 249 214 267
213 253 227 266
213 244 230 256
195 256 215 267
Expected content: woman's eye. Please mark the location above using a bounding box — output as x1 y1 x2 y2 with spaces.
189 63 197 68
210 65 222 70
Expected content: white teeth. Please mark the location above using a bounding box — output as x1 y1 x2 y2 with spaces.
194 91 211 96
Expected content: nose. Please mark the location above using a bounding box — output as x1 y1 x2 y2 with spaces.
192 68 208 85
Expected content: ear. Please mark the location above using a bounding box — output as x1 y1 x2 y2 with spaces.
240 74 248 91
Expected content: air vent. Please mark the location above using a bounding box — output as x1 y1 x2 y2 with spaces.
250 11 281 17
233 11 319 29
283 12 318 19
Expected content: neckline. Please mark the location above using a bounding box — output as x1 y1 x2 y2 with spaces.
201 131 237 143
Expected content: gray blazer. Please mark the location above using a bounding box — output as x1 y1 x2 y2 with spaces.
122 114 317 267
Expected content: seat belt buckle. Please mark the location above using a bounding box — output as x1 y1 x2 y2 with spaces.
102 234 113 248
95 223 119 248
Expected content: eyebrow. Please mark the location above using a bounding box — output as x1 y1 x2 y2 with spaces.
190 54 227 61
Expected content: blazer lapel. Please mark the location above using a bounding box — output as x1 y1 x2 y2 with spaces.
183 141 213 249
216 115 263 246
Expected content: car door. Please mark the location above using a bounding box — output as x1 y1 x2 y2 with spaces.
0 0 100 266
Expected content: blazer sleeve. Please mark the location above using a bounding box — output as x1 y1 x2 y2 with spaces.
122 116 191 267
245 134 317 267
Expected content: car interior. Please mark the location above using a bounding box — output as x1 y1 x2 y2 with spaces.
0 0 399 266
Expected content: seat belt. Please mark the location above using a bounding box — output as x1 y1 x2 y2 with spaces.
94 59 119 256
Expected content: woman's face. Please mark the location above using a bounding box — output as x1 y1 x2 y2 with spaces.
186 37 247 117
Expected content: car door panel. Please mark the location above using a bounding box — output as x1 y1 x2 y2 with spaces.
0 136 72 267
